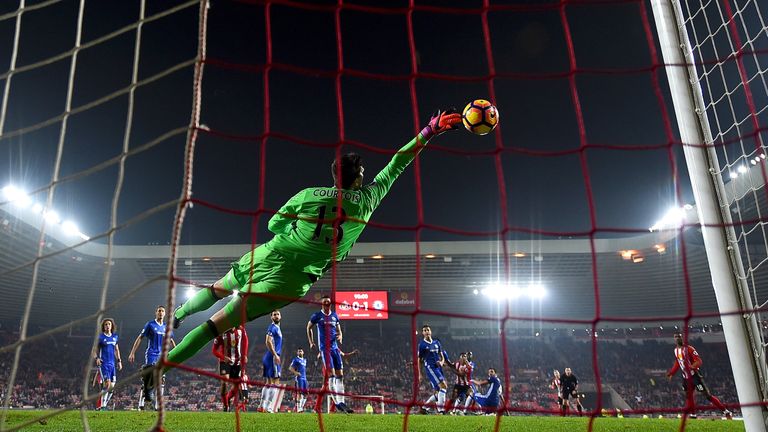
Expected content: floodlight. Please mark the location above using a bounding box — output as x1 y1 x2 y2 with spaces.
2 185 31 207
43 210 61 224
480 282 545 300
61 220 79 236
525 284 547 299
649 205 693 232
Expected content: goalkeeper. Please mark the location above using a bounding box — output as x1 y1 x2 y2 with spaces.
155 109 463 378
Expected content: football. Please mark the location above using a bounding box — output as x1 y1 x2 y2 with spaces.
462 99 499 135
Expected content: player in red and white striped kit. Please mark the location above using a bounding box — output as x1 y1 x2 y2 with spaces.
446 352 472 415
549 369 562 410
213 324 249 412
666 332 731 418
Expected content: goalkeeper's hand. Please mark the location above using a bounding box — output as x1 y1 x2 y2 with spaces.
420 108 462 141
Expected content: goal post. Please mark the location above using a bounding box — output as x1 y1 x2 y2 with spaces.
650 0 768 430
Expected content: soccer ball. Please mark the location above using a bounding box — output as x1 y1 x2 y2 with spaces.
462 99 499 135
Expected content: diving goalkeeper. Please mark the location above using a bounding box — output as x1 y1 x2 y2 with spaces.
154 109 463 379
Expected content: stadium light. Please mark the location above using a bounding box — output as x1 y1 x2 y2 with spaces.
2 185 31 208
61 220 79 236
43 210 61 225
648 204 694 232
185 288 196 300
480 282 546 300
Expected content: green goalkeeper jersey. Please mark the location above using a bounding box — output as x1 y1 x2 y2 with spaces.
264 134 427 277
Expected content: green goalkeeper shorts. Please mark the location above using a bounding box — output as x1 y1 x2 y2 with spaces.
220 245 315 322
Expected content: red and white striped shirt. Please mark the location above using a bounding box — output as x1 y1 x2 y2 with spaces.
213 325 249 366
668 345 702 379
550 377 561 394
455 361 473 386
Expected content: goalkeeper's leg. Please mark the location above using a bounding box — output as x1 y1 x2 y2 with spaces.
172 272 239 328
163 271 313 373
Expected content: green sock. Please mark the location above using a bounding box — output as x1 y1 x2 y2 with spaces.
163 322 216 373
177 288 218 320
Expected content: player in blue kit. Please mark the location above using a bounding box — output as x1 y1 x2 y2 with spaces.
93 318 122 410
260 310 283 413
289 348 309 412
417 325 448 414
128 305 176 410
471 368 502 414
307 295 354 413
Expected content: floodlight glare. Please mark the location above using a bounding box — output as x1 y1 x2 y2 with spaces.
2 185 31 207
185 288 196 300
525 284 547 299
61 220 79 236
649 205 693 232
31 203 43 213
480 282 545 300
738 165 747 173
43 210 61 224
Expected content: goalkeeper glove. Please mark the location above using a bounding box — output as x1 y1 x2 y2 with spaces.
420 108 462 141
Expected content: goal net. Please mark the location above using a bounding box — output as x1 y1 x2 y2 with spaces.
1 0 768 431
650 0 768 430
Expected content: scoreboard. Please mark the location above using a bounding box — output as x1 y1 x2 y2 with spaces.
334 291 389 320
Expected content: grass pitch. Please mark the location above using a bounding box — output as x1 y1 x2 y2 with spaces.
2 410 746 432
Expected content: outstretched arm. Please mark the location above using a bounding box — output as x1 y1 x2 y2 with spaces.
364 109 462 210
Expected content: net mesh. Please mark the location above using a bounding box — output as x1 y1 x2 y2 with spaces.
0 0 767 431
680 0 768 403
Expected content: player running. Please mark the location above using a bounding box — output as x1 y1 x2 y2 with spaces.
307 295 354 413
160 110 462 386
666 332 732 418
289 348 309 413
93 318 121 411
417 325 448 414
128 305 175 410
470 368 502 414
212 324 248 412
261 310 283 413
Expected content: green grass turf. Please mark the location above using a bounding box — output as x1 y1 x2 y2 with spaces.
1 410 746 432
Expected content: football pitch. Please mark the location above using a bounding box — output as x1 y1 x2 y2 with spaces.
1 411 746 432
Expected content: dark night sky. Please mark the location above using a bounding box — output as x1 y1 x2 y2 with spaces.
0 0 696 246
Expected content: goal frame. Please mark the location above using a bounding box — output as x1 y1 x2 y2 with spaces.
650 0 768 430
